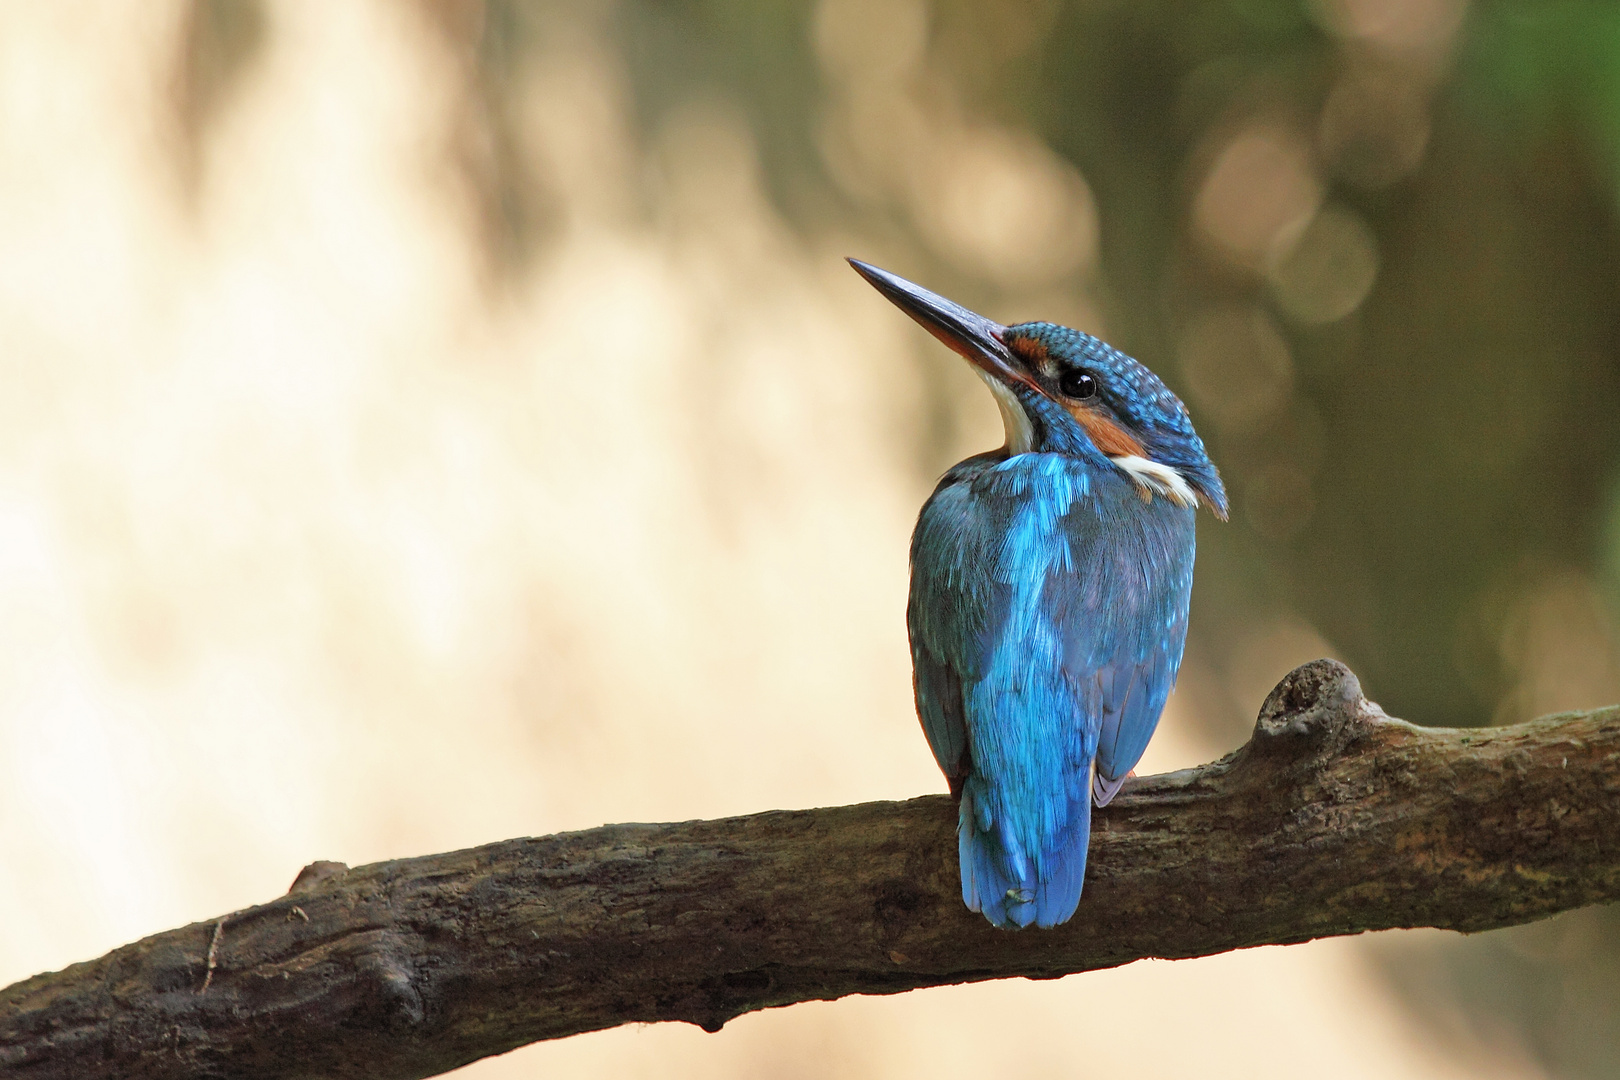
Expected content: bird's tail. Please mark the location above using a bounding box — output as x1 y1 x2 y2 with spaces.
958 780 1092 929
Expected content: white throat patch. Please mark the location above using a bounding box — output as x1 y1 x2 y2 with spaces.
1110 454 1199 509
975 368 1034 455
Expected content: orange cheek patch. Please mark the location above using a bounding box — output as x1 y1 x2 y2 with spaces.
1006 336 1050 366
1067 403 1146 457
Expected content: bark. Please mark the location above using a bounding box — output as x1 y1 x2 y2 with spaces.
3 660 1618 1080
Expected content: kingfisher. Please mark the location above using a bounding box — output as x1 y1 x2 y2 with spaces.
850 259 1226 929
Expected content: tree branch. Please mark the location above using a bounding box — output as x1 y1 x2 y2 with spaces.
4 661 1619 1079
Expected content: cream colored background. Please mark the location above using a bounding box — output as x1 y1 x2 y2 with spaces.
0 5 1545 1077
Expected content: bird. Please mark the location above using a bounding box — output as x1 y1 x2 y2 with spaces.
849 259 1227 929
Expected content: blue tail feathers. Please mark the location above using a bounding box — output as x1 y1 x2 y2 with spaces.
958 781 1093 929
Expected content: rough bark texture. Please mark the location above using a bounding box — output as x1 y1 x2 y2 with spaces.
3 661 1619 1080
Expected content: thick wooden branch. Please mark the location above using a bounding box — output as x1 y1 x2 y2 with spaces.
4 661 1619 1079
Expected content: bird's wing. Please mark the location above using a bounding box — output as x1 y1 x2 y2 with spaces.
909 646 969 794
906 461 1013 794
1047 506 1196 795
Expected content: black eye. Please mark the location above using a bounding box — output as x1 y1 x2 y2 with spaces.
1059 370 1097 400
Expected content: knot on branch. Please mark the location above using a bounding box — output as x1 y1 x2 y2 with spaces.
1256 659 1362 733
1246 659 1378 764
289 860 349 895
357 941 428 1032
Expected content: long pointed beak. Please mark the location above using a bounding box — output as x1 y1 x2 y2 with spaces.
847 259 1032 389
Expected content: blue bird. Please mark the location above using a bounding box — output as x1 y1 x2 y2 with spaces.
850 260 1227 929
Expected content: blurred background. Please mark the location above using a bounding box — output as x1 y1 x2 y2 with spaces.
1 0 1618 1076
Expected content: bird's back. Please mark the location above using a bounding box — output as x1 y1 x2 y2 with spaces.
909 451 1197 927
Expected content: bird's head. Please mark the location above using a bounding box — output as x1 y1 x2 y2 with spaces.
850 259 1227 519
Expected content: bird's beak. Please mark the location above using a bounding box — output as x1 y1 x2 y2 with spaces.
847 259 1033 390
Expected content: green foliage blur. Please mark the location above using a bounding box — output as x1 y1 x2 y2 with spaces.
475 0 1620 729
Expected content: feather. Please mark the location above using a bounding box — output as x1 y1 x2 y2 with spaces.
1091 769 1129 807
910 452 1197 928
958 775 1092 927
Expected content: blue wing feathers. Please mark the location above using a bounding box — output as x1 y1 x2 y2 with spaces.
911 645 968 790
910 453 1197 928
1093 548 1193 785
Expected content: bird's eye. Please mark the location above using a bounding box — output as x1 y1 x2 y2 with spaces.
1059 370 1097 400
